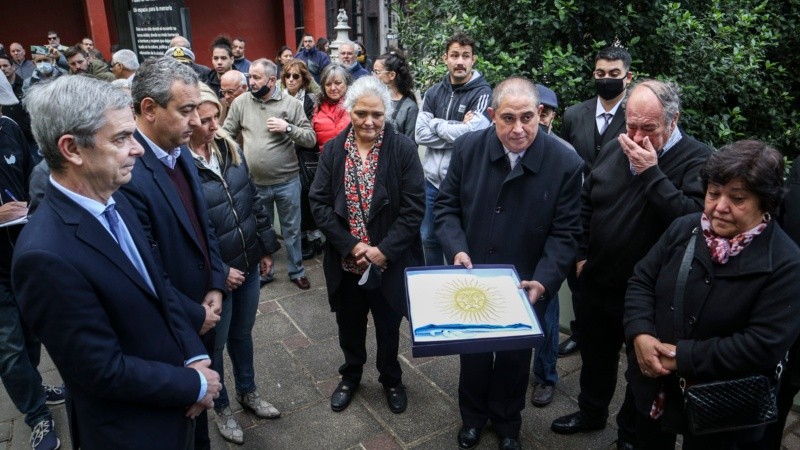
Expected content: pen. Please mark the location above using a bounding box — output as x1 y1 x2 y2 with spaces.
3 189 18 202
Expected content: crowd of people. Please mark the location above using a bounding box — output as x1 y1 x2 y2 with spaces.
0 27 799 450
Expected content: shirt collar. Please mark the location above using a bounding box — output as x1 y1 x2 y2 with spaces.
504 148 527 160
49 175 114 219
660 126 683 157
137 128 181 164
596 97 623 118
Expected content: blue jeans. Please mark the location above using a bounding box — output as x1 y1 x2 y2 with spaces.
0 285 51 428
533 294 559 386
256 176 305 279
421 180 444 265
213 269 260 408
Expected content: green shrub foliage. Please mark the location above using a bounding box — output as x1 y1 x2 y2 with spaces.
397 0 800 157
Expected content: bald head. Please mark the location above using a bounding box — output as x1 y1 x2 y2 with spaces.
220 69 248 105
9 43 25 64
623 79 681 151
491 77 539 110
170 35 191 49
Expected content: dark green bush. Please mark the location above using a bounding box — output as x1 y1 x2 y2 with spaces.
397 0 800 158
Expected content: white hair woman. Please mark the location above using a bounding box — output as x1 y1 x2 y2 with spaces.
309 76 425 415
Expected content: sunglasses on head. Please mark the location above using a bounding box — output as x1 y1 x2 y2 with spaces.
284 73 301 80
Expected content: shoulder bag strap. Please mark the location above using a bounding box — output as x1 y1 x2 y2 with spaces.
391 96 409 122
673 227 699 341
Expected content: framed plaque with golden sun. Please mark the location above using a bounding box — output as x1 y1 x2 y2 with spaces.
405 265 543 357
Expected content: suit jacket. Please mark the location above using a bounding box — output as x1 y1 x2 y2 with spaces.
119 130 227 331
309 123 425 315
434 127 584 299
13 185 206 450
560 97 625 174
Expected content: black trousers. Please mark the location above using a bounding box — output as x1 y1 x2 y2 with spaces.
566 263 582 343
458 348 532 439
335 273 403 388
576 276 636 441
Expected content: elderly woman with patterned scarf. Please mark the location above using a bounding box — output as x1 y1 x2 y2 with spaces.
623 140 800 449
309 76 424 416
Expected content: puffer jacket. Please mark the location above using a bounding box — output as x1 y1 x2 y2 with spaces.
192 137 280 273
312 100 350 152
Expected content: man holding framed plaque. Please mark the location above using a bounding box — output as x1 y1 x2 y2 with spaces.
434 77 583 450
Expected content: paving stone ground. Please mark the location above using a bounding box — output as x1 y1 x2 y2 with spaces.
1 247 798 449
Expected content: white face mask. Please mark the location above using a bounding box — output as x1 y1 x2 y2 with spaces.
36 61 54 76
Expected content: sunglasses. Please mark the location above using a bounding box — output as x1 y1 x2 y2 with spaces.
284 73 301 80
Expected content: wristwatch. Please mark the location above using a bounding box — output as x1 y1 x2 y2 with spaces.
286 125 293 134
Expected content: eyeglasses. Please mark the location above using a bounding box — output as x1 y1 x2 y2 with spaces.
284 73 301 80
372 69 390 75
47 36 58 41
220 89 238 96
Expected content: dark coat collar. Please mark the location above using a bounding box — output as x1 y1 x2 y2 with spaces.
44 182 160 298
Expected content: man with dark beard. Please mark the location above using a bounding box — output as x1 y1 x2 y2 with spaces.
294 33 330 84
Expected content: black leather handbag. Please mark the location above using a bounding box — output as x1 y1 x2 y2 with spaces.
681 374 778 435
674 228 780 435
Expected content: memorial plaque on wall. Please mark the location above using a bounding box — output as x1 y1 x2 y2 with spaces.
130 0 187 58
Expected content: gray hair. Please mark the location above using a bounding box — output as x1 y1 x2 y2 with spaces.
221 70 247 87
23 76 132 173
339 41 356 53
316 63 352 105
110 78 132 90
131 57 198 115
112 49 139 71
491 76 539 110
623 79 681 126
250 58 277 79
344 76 393 118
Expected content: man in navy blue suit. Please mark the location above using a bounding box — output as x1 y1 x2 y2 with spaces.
120 57 228 450
13 75 221 449
435 77 583 450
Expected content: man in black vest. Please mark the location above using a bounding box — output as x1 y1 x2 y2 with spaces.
556 46 633 358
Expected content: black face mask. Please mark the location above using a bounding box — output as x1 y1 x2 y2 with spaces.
595 76 626 101
251 83 270 99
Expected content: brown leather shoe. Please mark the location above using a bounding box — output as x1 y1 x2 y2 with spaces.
291 277 310 290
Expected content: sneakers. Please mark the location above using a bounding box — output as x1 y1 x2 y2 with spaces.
43 384 66 405
30 418 60 450
236 390 280 419
214 406 244 445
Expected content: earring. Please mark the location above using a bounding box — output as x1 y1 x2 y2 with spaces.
763 212 771 222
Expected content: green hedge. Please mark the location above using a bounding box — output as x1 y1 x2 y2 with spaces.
397 0 800 158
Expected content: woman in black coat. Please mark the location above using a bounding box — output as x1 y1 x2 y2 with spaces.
309 76 424 415
623 140 800 449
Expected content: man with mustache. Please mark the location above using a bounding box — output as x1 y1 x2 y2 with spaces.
414 32 492 266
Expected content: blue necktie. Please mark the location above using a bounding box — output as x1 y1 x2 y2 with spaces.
103 204 154 293
103 204 123 244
